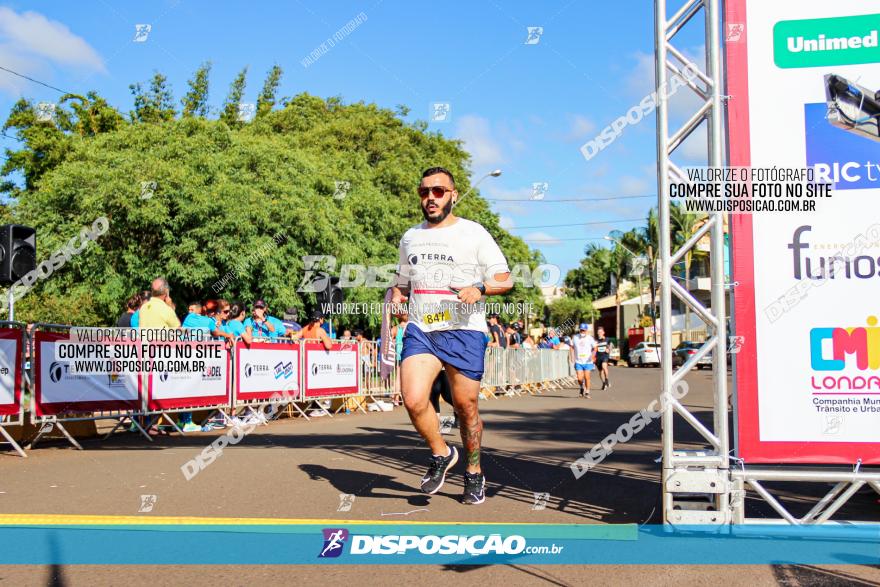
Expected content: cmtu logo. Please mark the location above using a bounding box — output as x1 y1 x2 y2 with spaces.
810 316 880 371
319 528 349 558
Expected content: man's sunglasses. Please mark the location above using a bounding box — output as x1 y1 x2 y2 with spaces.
417 186 454 198
220 309 230 315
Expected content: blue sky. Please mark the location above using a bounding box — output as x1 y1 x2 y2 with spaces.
0 0 708 277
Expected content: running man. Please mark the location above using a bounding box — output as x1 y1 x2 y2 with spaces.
595 326 611 390
391 166 512 505
571 323 597 397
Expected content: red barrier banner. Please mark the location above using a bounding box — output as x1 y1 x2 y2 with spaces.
34 331 140 416
146 340 229 410
0 328 22 416
303 342 359 398
235 341 300 401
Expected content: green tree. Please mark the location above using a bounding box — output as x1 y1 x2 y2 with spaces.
220 67 248 126
181 62 212 118
130 72 176 123
256 64 283 118
0 68 544 330
564 244 612 300
621 207 660 327
548 296 594 328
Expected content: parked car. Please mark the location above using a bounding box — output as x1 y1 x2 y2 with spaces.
702 349 733 370
673 340 734 370
628 341 661 367
673 341 711 369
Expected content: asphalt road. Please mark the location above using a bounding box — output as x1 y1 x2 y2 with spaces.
1 365 878 586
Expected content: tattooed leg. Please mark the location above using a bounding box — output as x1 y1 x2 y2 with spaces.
460 413 483 473
445 363 483 474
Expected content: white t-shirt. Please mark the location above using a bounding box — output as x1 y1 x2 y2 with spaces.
395 218 509 333
572 334 596 363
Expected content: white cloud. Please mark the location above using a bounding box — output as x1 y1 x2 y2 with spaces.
0 47 42 95
565 114 596 141
522 231 561 246
619 175 650 196
0 8 104 95
484 184 529 215
589 161 611 179
455 115 505 168
498 215 516 230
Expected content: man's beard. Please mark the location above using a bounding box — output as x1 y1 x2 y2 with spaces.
422 199 453 224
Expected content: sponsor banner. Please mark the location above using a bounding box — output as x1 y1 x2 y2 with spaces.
146 341 229 410
774 13 880 69
235 341 300 401
727 0 880 463
304 342 359 398
1 523 879 564
34 331 140 416
0 328 22 416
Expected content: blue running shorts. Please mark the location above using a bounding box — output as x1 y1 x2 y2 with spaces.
575 362 595 372
401 325 488 381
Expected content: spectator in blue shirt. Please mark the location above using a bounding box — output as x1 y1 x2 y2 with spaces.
182 302 214 332
210 300 234 344
224 301 252 344
243 300 275 339
266 313 289 339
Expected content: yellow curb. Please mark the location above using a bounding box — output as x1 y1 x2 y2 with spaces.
0 513 578 526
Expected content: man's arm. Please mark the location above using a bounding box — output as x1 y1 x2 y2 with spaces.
319 328 333 351
391 236 411 311
212 320 234 343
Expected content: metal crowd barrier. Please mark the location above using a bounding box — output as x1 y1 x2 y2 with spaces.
0 321 27 457
29 323 150 449
3 325 579 455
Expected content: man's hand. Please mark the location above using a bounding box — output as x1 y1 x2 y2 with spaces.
390 287 409 318
455 286 483 305
390 287 408 304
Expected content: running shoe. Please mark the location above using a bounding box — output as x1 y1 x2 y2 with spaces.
462 471 486 505
420 445 458 494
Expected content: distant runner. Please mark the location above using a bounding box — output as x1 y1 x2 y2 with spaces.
391 166 512 505
595 326 611 390
571 323 597 398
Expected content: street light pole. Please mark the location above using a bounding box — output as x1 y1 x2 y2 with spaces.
453 169 502 208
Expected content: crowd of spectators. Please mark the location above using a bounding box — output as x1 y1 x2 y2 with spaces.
485 314 573 350
115 277 576 355
116 277 306 346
